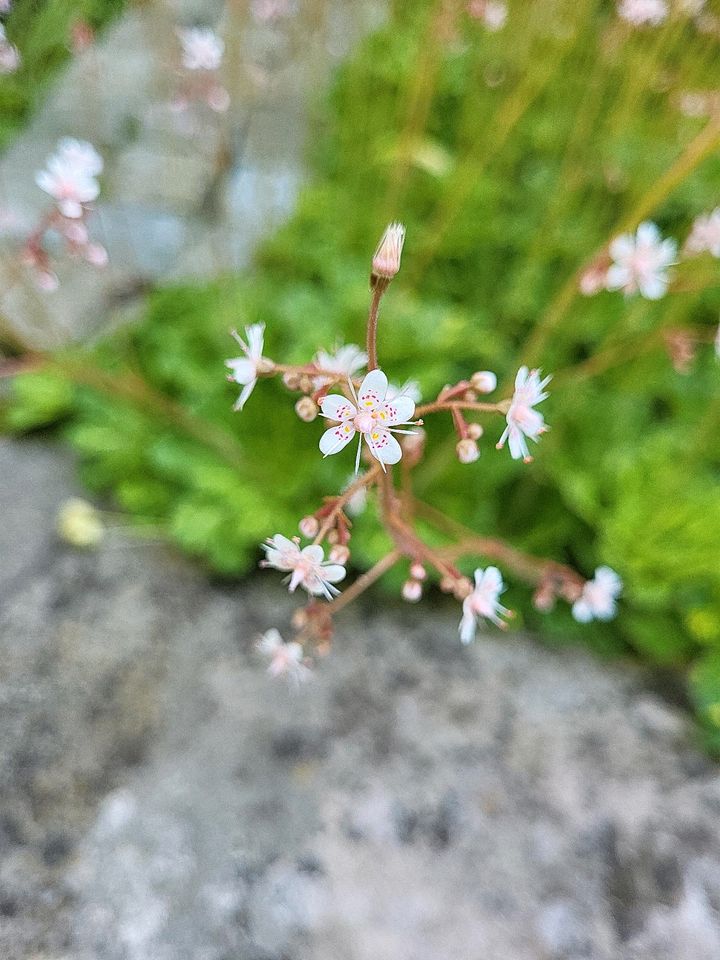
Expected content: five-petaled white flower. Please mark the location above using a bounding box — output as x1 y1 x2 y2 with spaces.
178 26 224 71
261 534 346 599
685 209 720 259
618 0 667 26
313 343 367 391
606 221 677 299
319 369 419 472
256 629 311 684
35 140 102 219
459 567 511 642
497 366 551 463
571 566 622 623
226 323 266 411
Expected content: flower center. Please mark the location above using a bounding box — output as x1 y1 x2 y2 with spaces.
353 411 376 434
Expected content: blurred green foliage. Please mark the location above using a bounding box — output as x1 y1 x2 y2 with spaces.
6 0 720 738
0 0 125 149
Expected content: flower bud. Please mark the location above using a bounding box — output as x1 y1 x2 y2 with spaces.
371 222 405 281
298 374 314 394
299 515 319 538
35 270 59 292
453 576 473 600
402 579 422 603
410 561 427 581
456 438 480 464
256 357 276 375
439 576 455 593
295 396 318 422
330 544 350 564
470 370 497 394
84 242 109 267
283 371 301 390
466 422 483 440
57 498 104 548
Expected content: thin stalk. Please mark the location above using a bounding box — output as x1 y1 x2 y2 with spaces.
324 549 402 616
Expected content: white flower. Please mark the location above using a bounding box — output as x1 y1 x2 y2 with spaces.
468 0 507 29
386 379 422 403
256 629 311 684
319 369 419 472
0 24 19 73
497 366 551 463
606 221 677 299
56 138 103 178
714 323 720 360
459 567 511 642
685 209 720 258
35 153 99 219
178 27 224 71
572 566 623 622
313 343 367 390
226 323 266 411
262 534 346 600
618 0 668 26
372 222 406 280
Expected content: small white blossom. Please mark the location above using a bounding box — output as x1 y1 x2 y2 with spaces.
572 566 623 622
319 369 419 472
372 222 405 280
178 27 224 71
0 23 19 73
714 323 720 360
262 534 346 599
226 323 266 411
459 567 511 642
606 221 677 300
35 145 101 219
313 343 367 390
685 209 720 258
56 138 103 178
256 629 311 684
468 0 507 30
618 0 668 26
497 366 551 463
471 370 497 394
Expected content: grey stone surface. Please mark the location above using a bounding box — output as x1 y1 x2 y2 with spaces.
2 436 720 959
0 0 385 349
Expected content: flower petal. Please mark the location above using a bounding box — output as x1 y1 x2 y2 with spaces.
320 394 357 422
319 422 356 457
320 563 346 584
358 369 388 409
366 429 402 465
376 395 416 426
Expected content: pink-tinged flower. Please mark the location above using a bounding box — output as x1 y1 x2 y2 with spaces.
0 1 13 13
35 154 99 219
471 370 497 394
497 366 551 463
207 84 230 113
468 0 507 30
226 323 266 411
606 221 677 300
571 566 622 623
256 629 311 684
262 534 346 600
251 0 295 22
177 27 224 71
372 222 405 281
459 567 511 642
319 369 419 472
313 343 367 390
715 323 720 360
618 0 667 26
0 24 19 74
56 137 103 178
685 209 720 258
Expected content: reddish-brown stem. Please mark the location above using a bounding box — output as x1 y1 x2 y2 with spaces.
366 281 388 371
312 465 381 545
415 400 508 417
323 549 402 616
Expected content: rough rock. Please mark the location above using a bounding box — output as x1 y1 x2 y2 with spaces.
1 437 720 959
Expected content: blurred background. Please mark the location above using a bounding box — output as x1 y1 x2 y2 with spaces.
1 0 720 957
